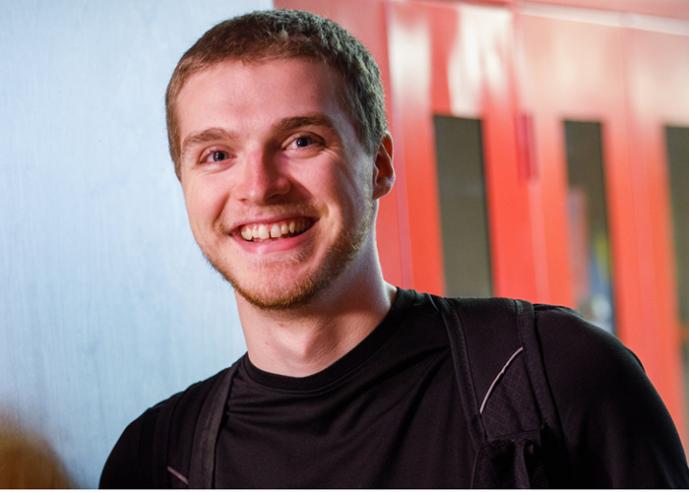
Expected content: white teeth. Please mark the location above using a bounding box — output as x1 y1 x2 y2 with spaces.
239 219 311 241
270 224 281 238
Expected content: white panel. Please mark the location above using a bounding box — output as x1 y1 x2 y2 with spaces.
0 0 271 487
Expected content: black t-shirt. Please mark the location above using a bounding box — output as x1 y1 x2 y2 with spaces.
215 288 471 487
101 289 689 488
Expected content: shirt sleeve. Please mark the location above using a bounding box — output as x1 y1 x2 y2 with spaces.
536 306 689 487
99 407 158 489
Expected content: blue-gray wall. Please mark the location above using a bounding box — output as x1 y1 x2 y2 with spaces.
0 1 270 487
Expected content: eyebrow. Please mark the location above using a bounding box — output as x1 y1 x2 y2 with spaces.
272 114 338 135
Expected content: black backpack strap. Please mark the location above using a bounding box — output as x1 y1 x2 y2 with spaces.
433 295 566 487
150 363 239 488
514 301 570 485
514 300 564 444
189 363 238 488
428 295 486 453
152 391 175 488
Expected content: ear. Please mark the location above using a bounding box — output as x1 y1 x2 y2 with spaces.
372 132 395 200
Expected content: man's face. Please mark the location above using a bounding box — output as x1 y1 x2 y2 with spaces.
175 57 383 309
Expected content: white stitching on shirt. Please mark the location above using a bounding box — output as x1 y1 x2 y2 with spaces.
479 346 524 415
167 465 189 485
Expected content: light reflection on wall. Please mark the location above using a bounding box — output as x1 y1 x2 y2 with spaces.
0 1 268 487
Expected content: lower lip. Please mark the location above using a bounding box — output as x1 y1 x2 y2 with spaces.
232 223 316 254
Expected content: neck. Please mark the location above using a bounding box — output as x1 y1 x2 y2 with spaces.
235 252 396 378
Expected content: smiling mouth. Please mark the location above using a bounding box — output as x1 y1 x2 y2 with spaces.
238 218 314 242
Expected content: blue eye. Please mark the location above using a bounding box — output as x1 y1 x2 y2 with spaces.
285 134 323 154
294 136 312 147
199 149 231 166
211 150 228 162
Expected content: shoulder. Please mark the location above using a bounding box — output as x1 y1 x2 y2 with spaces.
532 305 647 430
99 366 234 489
534 304 643 385
533 303 653 424
533 305 689 487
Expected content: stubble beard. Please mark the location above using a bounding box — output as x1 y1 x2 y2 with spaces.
203 199 375 311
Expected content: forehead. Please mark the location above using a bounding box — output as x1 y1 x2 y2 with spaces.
175 57 349 140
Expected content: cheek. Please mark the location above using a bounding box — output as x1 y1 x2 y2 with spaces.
183 177 230 234
334 163 371 206
322 173 369 226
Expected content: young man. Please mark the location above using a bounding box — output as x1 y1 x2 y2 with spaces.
101 9 689 488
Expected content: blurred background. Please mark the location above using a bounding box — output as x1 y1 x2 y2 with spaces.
1 0 688 487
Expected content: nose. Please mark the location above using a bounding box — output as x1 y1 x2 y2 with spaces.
234 149 291 204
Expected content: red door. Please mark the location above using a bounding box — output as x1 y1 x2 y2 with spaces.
516 4 686 437
625 22 689 442
385 1 538 300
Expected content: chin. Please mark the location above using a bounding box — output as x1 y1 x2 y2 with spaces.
206 238 362 311
198 251 323 310
234 275 326 310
